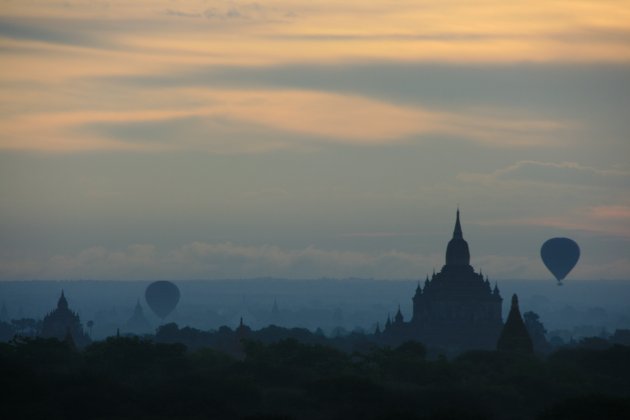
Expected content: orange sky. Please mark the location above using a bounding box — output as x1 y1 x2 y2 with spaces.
1 1 629 280
1 0 629 152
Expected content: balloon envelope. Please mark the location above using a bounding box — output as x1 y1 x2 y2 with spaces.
540 238 580 283
145 281 180 319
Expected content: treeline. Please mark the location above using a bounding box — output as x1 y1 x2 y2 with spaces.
152 322 630 357
154 322 379 356
1 335 630 420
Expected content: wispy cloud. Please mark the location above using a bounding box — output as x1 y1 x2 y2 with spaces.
0 0 618 155
589 205 630 220
0 242 436 280
2 241 627 281
478 207 630 238
460 160 630 188
458 161 630 237
339 231 423 238
0 89 567 153
3 1 630 66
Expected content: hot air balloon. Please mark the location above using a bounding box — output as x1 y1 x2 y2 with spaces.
540 237 580 285
145 281 180 319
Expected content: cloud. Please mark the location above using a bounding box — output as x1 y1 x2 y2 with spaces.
0 18 107 48
164 10 202 19
474 255 548 280
3 0 630 66
0 2 623 155
456 162 630 238
165 1 294 22
2 241 628 281
264 28 630 44
339 231 423 238
0 245 159 280
589 205 630 220
493 161 629 179
477 206 630 238
475 253 630 281
0 242 435 280
0 89 567 153
461 160 630 188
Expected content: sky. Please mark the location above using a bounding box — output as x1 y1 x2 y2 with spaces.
0 0 629 281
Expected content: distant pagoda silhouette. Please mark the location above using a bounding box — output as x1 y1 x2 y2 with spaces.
383 210 503 350
41 291 90 347
125 299 152 335
497 294 534 354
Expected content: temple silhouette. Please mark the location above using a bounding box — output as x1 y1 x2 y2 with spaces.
41 291 90 347
382 210 504 351
124 299 152 335
497 294 534 354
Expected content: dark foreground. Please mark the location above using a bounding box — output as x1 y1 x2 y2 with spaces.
1 337 629 420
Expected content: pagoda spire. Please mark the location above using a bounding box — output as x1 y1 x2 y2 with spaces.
395 305 404 324
445 208 470 266
133 299 143 316
453 208 463 239
497 294 533 354
57 290 69 310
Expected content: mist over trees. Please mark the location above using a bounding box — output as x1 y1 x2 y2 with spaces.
1 279 628 341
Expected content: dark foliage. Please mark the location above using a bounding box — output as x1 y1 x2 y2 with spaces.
0 335 629 420
539 394 630 420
